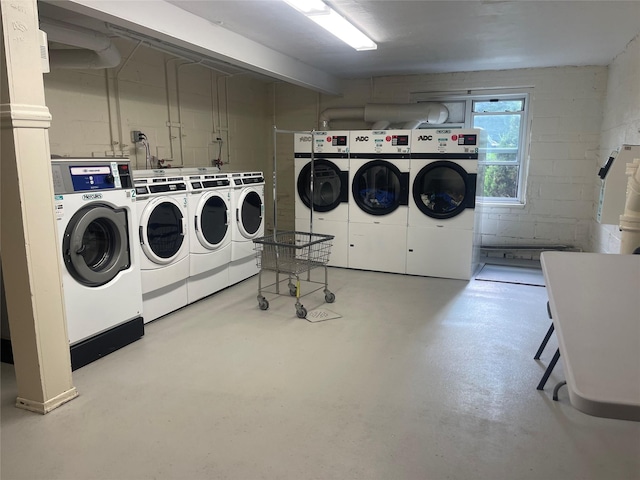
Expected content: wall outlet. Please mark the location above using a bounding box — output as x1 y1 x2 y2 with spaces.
131 131 142 143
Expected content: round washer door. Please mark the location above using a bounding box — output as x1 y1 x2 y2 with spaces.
297 159 348 212
352 160 408 215
413 161 476 219
195 191 230 249
236 188 263 239
139 196 187 264
62 203 130 287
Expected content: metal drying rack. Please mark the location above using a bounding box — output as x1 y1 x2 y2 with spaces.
252 127 335 319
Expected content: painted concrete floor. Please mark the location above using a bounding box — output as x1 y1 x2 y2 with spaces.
2 267 639 480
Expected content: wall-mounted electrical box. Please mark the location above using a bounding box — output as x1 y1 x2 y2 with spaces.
597 144 640 224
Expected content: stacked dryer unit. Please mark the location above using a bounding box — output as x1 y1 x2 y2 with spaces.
407 128 484 280
51 158 143 369
294 131 350 267
227 171 265 286
133 169 190 322
348 130 411 274
181 167 232 303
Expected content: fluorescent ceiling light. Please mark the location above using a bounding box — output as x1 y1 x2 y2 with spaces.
283 0 377 51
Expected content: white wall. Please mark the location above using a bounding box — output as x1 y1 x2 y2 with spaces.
592 35 640 253
275 66 609 251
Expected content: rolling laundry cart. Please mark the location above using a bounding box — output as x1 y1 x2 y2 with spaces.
253 128 336 318
254 231 334 318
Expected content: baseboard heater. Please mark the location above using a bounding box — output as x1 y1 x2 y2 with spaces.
1 317 144 371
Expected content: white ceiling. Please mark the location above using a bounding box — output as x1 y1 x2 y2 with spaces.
166 0 640 77
39 0 640 92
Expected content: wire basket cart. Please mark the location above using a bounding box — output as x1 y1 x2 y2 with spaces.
254 231 335 318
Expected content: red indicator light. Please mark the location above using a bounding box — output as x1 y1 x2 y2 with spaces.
122 165 128 170
451 135 458 141
386 136 392 141
326 136 331 142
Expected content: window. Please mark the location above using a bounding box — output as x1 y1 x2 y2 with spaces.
413 91 530 204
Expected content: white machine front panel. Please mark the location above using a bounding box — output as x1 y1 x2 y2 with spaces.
294 158 349 222
294 131 350 155
348 222 407 274
232 185 265 241
408 159 477 229
350 130 411 154
54 190 142 344
189 190 231 254
597 144 640 224
411 128 482 155
295 217 348 268
349 157 409 225
406 226 474 280
138 195 189 267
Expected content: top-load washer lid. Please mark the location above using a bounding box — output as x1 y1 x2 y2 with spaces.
297 159 349 213
413 161 477 219
352 160 409 215
62 203 130 287
139 196 187 264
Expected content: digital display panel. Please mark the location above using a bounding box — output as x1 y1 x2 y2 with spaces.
459 134 477 146
69 166 115 191
332 136 347 146
392 135 409 146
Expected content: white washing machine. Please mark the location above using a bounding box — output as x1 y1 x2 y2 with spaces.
181 167 232 303
133 169 190 322
294 131 349 268
51 158 143 370
348 130 411 274
227 171 265 286
407 129 484 280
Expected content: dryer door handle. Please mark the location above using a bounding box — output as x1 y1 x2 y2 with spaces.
225 210 229 225
194 215 199 232
236 208 239 222
139 226 144 245
181 218 187 236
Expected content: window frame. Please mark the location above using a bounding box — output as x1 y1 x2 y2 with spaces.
411 89 531 206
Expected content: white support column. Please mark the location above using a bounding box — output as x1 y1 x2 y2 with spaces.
1 0 78 413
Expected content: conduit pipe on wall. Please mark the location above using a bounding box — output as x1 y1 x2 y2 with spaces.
619 158 640 254
319 103 449 129
39 18 121 69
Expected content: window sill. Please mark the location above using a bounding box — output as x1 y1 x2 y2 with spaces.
479 201 526 209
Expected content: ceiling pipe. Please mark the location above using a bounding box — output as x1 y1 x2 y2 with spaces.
40 18 121 69
319 103 449 129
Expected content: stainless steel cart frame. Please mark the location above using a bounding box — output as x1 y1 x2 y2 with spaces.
254 231 335 318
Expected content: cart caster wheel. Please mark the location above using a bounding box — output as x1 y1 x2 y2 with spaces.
325 292 335 303
289 287 297 297
258 298 269 311
296 306 307 319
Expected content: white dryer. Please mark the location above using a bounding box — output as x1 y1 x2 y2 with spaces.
227 171 265 286
51 158 143 370
133 169 190 322
294 131 349 268
181 167 232 303
348 130 411 274
407 129 484 280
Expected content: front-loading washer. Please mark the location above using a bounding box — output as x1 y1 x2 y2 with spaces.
133 169 190 322
227 171 265 286
51 158 144 370
406 128 484 280
180 167 232 303
294 131 349 268
348 130 411 274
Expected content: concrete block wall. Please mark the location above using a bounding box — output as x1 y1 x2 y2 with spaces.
44 37 271 170
593 35 640 253
274 66 609 252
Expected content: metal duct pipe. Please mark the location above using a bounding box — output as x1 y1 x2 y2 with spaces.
40 19 121 69
619 158 640 254
319 102 448 129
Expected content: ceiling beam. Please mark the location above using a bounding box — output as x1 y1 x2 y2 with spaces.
42 0 343 95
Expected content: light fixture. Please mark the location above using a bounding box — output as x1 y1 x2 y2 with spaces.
283 0 377 51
